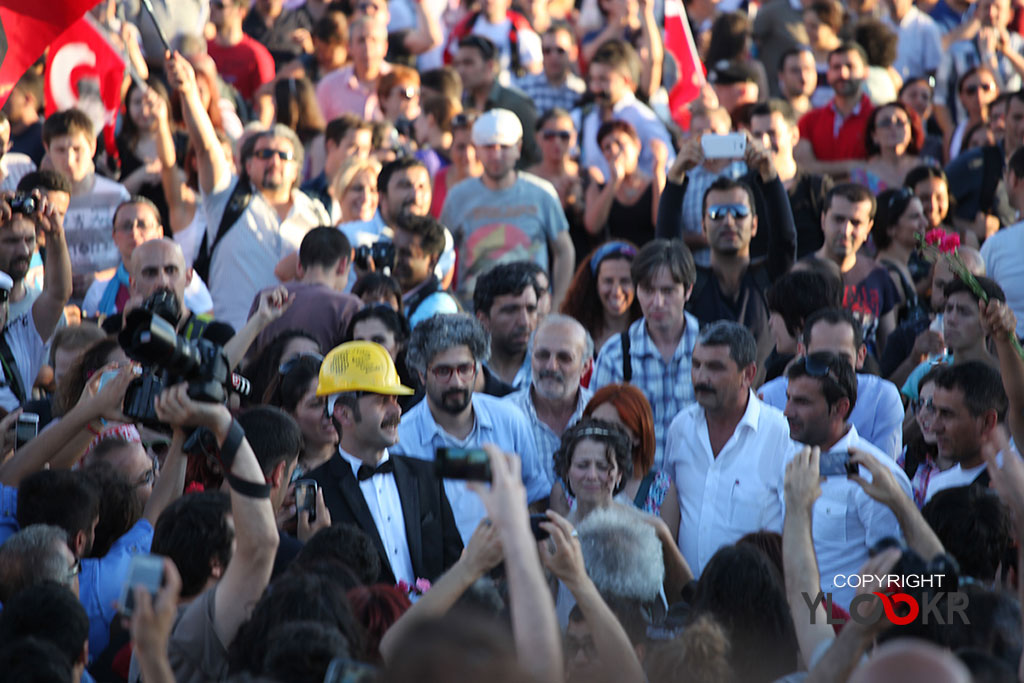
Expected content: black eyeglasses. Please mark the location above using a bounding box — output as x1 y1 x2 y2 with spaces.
253 148 295 162
542 130 572 141
279 352 325 376
707 203 751 221
428 362 476 382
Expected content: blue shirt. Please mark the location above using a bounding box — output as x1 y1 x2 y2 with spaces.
591 313 700 469
81 518 153 662
760 372 905 460
393 393 548 542
0 483 18 546
506 384 593 487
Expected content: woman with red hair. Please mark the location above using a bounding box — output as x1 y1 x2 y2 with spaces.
348 584 412 663
549 383 679 541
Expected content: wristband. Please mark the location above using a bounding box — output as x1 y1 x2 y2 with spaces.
219 420 272 499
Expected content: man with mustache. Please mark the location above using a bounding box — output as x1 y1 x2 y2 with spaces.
794 42 874 178
395 313 549 541
664 321 792 576
310 340 463 585
507 314 593 485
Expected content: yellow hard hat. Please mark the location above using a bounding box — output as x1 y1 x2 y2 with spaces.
316 340 414 397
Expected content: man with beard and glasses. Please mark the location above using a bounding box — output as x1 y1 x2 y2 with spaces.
395 313 548 541
310 340 463 584
795 42 875 178
507 314 593 485
167 51 328 331
664 321 792 576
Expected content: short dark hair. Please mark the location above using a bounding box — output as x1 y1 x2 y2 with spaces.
420 67 462 101
828 40 869 67
0 582 88 667
702 176 756 217
237 407 303 477
377 156 428 195
16 471 99 552
750 99 797 128
42 108 94 147
345 304 411 347
293 522 382 586
473 261 540 316
631 239 696 290
396 214 446 258
0 636 75 682
803 307 864 351
786 351 858 419
312 10 348 44
922 486 1013 582
778 45 813 74
263 621 351 682
943 275 1006 307
325 114 371 146
932 362 1008 421
457 34 498 62
696 320 757 368
151 491 233 599
351 273 404 313
299 227 352 270
766 271 843 340
113 195 162 229
823 182 877 219
590 39 641 86
82 462 143 559
16 169 71 195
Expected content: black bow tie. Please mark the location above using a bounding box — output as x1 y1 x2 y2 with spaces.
357 459 395 481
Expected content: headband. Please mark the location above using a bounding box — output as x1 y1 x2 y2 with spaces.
589 241 636 277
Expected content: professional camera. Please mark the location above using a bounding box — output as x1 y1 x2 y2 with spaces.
354 240 396 273
117 290 249 429
9 193 36 215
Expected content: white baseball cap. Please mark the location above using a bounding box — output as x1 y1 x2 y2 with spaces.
472 109 523 147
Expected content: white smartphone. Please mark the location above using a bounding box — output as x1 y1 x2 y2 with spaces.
701 133 747 159
119 553 165 616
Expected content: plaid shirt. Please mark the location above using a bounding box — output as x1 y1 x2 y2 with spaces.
515 72 586 115
591 313 700 469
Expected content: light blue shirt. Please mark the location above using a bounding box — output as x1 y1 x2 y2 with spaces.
506 384 593 487
760 372 904 460
393 393 548 542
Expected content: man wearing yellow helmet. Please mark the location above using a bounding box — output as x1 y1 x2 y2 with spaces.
308 340 463 585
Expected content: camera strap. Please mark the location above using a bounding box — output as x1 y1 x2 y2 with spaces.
219 420 272 499
0 333 26 404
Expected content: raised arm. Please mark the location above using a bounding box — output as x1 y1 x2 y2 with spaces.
402 0 443 55
744 136 796 279
636 0 663 100
469 445 563 683
31 195 72 341
165 51 230 196
141 427 188 527
222 286 293 369
154 89 197 234
979 299 1024 447
539 511 646 683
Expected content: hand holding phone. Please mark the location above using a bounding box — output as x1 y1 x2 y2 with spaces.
435 447 492 481
294 479 318 524
15 412 38 450
819 450 857 477
119 553 166 617
701 133 746 159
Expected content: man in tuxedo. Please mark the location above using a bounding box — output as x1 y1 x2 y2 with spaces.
309 340 463 584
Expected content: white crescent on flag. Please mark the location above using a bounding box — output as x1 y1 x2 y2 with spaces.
48 41 95 112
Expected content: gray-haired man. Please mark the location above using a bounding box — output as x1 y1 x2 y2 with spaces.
394 313 549 541
507 313 593 485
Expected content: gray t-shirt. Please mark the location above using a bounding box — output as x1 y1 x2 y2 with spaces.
64 175 130 280
440 173 568 308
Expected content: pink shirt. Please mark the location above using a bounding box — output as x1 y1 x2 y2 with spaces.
315 62 393 122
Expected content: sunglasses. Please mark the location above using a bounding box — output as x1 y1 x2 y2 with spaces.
279 352 325 376
542 46 568 55
542 129 572 141
802 354 844 390
886 186 913 211
876 116 909 129
706 203 751 221
253 148 295 162
965 82 995 96
394 86 418 100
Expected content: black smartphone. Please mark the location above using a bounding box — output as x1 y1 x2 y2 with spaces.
15 412 38 450
323 657 378 683
819 450 857 477
294 479 318 523
529 513 550 541
434 447 491 481
118 553 165 616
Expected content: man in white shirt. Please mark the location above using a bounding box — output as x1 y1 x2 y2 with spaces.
395 313 548 541
922 361 1006 504
507 314 594 485
310 340 463 585
166 51 328 330
665 321 792 576
760 307 904 459
783 351 912 608
886 0 942 81
982 146 1024 338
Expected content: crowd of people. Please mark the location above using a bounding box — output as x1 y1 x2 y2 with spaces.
5 0 1024 681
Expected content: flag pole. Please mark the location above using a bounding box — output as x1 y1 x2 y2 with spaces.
138 0 171 53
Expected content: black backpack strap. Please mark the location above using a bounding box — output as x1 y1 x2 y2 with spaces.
0 332 26 405
621 330 632 383
632 469 657 508
404 275 442 321
194 177 254 282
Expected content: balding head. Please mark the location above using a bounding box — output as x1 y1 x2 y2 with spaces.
531 313 593 403
129 238 191 315
850 639 971 683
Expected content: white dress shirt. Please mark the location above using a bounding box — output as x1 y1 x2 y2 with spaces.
922 462 987 505
393 393 547 542
786 426 912 609
337 448 415 586
665 391 793 576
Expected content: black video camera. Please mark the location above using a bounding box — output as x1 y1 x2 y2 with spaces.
354 241 395 273
9 193 37 215
117 290 249 429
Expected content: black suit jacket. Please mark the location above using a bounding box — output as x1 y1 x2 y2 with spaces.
309 453 463 585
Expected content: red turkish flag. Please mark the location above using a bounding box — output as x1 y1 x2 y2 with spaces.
44 15 125 161
664 0 706 130
0 0 100 108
